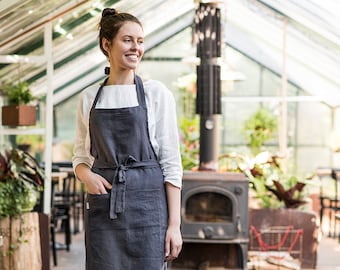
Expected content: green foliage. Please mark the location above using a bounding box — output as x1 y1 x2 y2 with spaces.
179 116 199 170
243 107 278 156
220 151 309 209
175 73 200 170
0 180 39 218
1 81 36 105
0 148 44 218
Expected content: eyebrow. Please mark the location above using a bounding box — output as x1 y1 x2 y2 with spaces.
122 35 144 39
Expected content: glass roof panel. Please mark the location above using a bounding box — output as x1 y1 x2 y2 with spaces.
0 0 339 107
223 0 340 107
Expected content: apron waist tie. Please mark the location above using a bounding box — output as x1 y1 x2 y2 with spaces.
93 156 160 220
111 163 128 219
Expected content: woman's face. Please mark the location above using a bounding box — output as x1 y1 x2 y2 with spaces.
104 21 144 71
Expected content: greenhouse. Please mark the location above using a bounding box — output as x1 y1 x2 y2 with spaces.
0 0 339 269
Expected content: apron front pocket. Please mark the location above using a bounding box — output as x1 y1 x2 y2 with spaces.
126 226 163 259
125 189 166 259
125 189 164 227
85 193 124 231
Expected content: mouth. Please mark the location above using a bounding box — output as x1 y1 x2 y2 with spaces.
125 54 139 61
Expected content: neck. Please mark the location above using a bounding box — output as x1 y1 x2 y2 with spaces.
107 70 135 85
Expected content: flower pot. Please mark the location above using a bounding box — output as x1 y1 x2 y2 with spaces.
1 105 36 126
0 212 42 270
249 208 319 269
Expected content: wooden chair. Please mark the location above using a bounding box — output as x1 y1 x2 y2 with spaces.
50 169 72 266
317 168 340 237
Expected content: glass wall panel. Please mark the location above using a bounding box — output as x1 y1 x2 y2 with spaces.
138 61 193 118
295 146 331 176
225 48 261 97
54 95 78 142
52 94 79 161
296 101 332 145
261 68 281 96
144 28 193 58
287 101 298 146
218 45 334 176
52 26 335 178
221 101 259 147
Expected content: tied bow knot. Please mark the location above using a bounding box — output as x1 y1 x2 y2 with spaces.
109 155 137 219
116 164 128 184
115 155 137 184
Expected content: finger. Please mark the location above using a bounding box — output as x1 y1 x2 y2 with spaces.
165 253 178 262
164 241 181 261
102 179 112 190
99 187 109 194
164 237 170 258
171 244 181 258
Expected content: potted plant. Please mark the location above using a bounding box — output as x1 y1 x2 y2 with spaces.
219 107 319 268
0 81 38 126
0 147 44 270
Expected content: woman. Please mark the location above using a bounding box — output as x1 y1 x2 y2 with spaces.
72 8 183 270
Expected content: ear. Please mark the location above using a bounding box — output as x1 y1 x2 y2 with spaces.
102 38 111 53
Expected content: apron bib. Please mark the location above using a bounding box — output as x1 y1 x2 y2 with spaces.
85 75 168 270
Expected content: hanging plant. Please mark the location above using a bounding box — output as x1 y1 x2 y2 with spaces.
0 81 39 126
242 107 278 156
1 81 35 105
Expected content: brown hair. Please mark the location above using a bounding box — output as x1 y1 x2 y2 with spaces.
98 8 143 57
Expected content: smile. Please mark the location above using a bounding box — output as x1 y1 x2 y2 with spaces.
126 54 138 61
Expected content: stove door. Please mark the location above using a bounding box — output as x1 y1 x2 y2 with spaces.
181 186 239 240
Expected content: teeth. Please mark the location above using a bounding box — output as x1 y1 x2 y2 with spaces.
127 55 138 60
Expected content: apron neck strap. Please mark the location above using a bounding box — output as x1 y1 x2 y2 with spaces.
91 75 146 110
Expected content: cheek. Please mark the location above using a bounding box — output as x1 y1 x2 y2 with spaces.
139 47 145 57
110 46 124 59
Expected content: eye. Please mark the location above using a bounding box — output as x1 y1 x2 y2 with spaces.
138 39 144 44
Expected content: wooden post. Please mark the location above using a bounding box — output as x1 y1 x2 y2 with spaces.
0 212 42 270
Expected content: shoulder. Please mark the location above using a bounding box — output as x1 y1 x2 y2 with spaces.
77 82 102 114
81 82 101 100
79 81 104 105
143 79 174 100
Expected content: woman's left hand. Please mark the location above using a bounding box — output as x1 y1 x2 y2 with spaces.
164 225 182 261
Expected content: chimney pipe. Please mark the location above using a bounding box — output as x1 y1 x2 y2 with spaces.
195 2 222 171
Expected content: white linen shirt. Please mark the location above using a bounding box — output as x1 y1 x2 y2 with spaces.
72 79 183 188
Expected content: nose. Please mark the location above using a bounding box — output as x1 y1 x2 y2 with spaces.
131 40 139 50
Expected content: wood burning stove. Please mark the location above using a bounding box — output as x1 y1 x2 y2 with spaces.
171 2 249 269
171 171 249 269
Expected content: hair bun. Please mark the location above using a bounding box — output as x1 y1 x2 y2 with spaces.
102 8 116 17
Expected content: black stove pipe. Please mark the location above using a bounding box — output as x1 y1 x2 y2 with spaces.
195 2 222 170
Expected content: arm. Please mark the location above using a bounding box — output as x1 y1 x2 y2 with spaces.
150 81 183 260
164 182 182 261
72 91 111 194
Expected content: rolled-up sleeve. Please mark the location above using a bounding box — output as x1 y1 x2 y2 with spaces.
72 91 94 173
147 81 183 188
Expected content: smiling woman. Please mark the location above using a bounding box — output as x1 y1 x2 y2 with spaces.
72 8 183 270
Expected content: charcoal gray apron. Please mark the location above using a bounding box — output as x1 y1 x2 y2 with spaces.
85 75 168 270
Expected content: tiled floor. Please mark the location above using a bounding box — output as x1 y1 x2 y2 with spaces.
51 230 340 270
51 232 85 270
316 236 340 270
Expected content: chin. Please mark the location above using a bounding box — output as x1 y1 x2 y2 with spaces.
126 63 139 70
